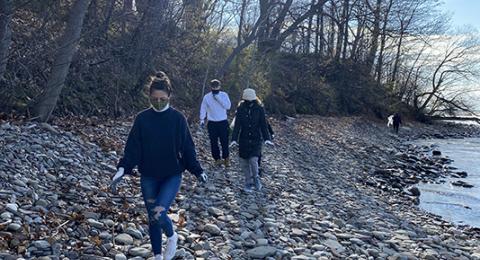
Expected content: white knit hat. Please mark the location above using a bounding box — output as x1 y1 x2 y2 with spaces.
242 88 257 101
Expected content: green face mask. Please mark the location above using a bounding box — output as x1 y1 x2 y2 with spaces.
150 97 169 111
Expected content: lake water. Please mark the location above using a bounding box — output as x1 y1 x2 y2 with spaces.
417 138 480 227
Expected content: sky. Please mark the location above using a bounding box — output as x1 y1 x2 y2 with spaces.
441 0 480 31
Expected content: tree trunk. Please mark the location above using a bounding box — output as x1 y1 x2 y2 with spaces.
306 0 316 54
375 0 393 83
319 6 324 55
183 0 203 31
237 0 247 47
257 0 272 53
350 4 366 61
315 12 320 54
365 0 382 72
341 0 349 60
103 0 116 38
0 0 13 79
33 0 92 122
391 27 404 84
129 0 168 85
327 2 335 57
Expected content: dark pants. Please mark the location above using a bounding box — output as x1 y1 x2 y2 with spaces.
207 120 229 160
140 174 182 255
393 123 400 134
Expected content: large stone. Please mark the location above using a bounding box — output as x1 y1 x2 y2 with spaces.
114 233 134 245
372 231 390 240
0 212 13 220
291 228 307 237
322 239 346 254
256 238 268 246
114 253 127 260
451 180 474 188
87 219 104 229
408 187 421 197
125 227 143 239
129 247 150 257
247 246 278 259
5 203 18 213
424 249 439 260
32 240 51 249
208 207 224 217
204 224 222 236
7 223 22 232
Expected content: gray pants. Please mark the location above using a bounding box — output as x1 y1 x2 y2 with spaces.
240 157 261 189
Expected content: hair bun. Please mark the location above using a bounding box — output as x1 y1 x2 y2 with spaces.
155 71 167 79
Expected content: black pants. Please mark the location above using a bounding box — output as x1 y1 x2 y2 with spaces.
207 120 229 160
393 123 400 134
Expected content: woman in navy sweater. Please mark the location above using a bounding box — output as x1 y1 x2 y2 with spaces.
111 72 207 260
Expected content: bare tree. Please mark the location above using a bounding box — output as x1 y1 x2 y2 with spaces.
413 33 480 115
374 0 393 82
0 0 12 79
365 0 382 72
33 0 92 122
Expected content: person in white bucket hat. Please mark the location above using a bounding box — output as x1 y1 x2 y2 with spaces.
230 88 273 192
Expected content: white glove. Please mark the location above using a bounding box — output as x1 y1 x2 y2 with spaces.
198 172 208 183
113 168 124 181
230 141 238 148
265 140 274 146
110 167 125 193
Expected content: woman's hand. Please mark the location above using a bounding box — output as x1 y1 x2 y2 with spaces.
110 167 125 194
198 172 208 183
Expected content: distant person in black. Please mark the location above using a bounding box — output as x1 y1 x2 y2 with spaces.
393 113 402 134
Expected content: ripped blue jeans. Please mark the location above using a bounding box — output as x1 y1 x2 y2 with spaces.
140 173 182 255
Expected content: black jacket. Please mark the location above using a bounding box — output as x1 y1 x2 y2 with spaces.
231 101 271 159
393 114 402 126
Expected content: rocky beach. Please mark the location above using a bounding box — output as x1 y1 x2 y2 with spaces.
1 116 480 259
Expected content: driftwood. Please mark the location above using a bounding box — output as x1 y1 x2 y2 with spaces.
430 116 480 124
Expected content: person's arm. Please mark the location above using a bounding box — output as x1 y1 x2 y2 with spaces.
231 110 241 143
259 108 271 141
117 116 142 175
179 116 204 177
199 96 207 124
213 92 231 110
267 121 274 139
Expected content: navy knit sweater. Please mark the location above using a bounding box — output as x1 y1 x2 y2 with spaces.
117 107 203 179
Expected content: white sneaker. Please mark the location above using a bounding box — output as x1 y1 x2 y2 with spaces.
163 232 178 260
155 255 163 260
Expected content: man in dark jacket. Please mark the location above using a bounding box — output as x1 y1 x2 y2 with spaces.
230 88 273 192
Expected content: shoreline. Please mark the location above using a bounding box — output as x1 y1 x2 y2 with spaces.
1 116 480 259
